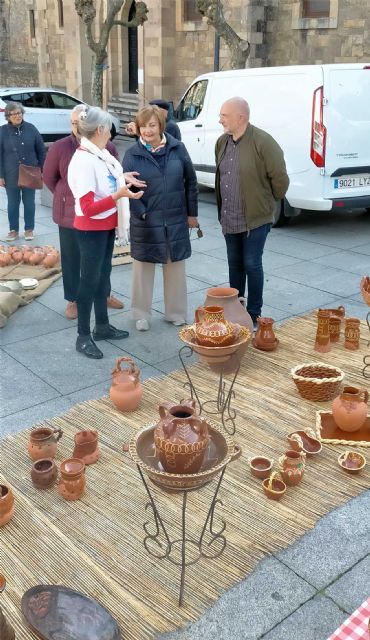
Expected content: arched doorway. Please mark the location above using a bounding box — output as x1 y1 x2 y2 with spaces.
128 0 138 93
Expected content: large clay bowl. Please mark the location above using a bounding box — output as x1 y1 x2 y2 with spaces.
129 421 241 492
338 451 366 474
179 324 251 365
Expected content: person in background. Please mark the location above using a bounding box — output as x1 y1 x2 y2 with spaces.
121 104 198 332
67 106 144 359
0 101 46 241
125 99 181 140
216 97 289 328
44 104 140 319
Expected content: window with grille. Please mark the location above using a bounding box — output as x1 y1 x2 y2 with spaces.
302 0 330 18
29 10 36 38
183 0 201 22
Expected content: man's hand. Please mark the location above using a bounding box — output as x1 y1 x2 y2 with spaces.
123 171 146 189
187 216 198 228
125 121 137 136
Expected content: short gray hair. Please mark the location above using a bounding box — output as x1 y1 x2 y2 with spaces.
5 101 25 121
77 106 112 139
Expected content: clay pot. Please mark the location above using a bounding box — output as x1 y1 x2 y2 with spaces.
0 485 15 527
202 287 254 333
11 249 23 264
73 430 100 465
0 251 12 267
58 458 85 501
287 430 322 456
0 575 15 640
344 317 360 350
109 356 143 412
249 456 273 479
332 386 369 433
329 315 341 343
314 309 331 353
154 399 210 474
27 427 63 461
31 458 58 489
195 305 234 346
278 450 305 486
253 317 278 351
42 252 59 268
338 451 366 474
262 473 286 500
28 250 44 265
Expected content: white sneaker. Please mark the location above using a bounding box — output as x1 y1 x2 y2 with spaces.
172 319 186 327
136 319 149 331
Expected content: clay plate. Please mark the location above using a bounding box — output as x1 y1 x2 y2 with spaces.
19 277 39 290
316 411 370 448
21 585 121 640
337 451 366 474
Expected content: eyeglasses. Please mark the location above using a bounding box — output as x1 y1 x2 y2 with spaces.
9 111 22 116
71 121 79 126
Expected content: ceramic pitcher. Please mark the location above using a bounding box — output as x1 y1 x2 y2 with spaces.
253 317 278 351
278 450 306 486
203 287 254 334
28 427 63 461
195 305 234 347
332 386 369 433
110 356 143 412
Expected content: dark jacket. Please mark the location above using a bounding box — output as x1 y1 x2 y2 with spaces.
215 124 289 230
121 134 198 264
0 121 46 187
165 119 181 140
43 134 119 228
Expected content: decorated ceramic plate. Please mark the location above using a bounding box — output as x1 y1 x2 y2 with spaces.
19 277 39 290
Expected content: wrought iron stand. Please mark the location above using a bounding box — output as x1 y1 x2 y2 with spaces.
136 465 227 606
362 311 370 378
178 345 241 435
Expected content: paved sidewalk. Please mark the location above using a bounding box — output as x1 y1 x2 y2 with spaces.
0 183 369 639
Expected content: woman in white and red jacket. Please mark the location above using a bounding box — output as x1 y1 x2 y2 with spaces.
68 106 144 359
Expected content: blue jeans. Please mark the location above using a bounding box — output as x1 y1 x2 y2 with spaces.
6 187 36 232
224 224 271 320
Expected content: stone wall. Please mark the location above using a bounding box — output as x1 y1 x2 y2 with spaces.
0 0 38 85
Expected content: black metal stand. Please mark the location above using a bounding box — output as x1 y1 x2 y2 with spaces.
178 345 240 435
136 465 227 606
362 311 370 378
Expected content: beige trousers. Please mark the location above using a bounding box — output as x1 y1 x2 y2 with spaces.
131 259 187 322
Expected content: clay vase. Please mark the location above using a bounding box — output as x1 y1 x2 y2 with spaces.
329 315 341 343
0 251 12 267
58 458 86 501
332 386 369 433
43 251 59 268
278 450 306 486
31 458 58 489
0 485 15 527
314 309 331 353
28 427 63 461
253 317 278 351
202 287 254 334
195 305 234 347
73 430 100 465
109 356 143 412
0 575 16 640
154 399 210 474
344 317 360 350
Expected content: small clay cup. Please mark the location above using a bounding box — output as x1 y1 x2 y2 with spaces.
262 475 286 500
249 456 273 479
58 458 86 501
31 458 58 489
73 430 99 465
338 451 366 475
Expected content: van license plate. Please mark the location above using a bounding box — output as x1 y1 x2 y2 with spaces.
334 175 370 189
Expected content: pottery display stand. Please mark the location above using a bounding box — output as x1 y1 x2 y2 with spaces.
136 464 228 606
362 311 370 378
178 345 241 435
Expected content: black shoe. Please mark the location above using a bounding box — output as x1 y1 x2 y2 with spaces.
76 335 103 359
92 324 129 341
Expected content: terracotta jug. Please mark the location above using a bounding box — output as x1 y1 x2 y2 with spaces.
0 575 15 640
154 399 210 474
195 305 234 347
314 309 331 353
202 287 254 334
58 458 86 501
31 458 58 489
253 317 278 351
0 485 15 527
278 450 305 486
332 386 369 433
110 356 143 412
344 317 360 350
28 427 63 461
73 430 100 464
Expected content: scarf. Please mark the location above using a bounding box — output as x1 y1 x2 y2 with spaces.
79 136 130 246
139 134 167 153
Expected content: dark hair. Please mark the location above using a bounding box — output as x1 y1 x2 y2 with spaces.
135 105 166 136
5 101 25 121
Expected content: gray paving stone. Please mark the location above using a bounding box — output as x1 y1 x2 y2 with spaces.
263 251 303 273
186 253 230 285
0 396 72 437
272 261 360 297
312 250 370 276
266 233 339 260
325 554 370 613
263 275 339 314
0 300 74 346
37 282 128 319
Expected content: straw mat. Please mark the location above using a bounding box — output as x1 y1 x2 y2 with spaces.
1 312 369 639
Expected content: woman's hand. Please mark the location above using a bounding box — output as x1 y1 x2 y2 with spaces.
113 185 144 200
0 178 5 188
187 216 198 228
123 171 146 189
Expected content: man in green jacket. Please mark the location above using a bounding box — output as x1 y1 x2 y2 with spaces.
215 97 289 327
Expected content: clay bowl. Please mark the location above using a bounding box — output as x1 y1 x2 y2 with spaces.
179 323 251 365
249 456 273 479
262 475 287 500
337 451 366 474
287 430 322 456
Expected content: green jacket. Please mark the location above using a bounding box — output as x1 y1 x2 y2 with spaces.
215 124 289 230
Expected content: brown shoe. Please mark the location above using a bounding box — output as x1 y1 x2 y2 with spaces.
6 230 19 241
65 301 78 319
107 295 124 309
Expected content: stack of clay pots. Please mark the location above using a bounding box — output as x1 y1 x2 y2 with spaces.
0 245 59 268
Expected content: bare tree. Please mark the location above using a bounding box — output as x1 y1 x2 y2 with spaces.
75 0 148 106
196 0 250 69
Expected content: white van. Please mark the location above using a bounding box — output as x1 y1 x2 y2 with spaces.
175 64 370 224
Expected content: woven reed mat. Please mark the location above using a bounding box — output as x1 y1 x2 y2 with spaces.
1 312 369 639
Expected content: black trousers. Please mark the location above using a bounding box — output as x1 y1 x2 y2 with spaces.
76 229 115 336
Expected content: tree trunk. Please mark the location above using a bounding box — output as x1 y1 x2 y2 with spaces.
196 0 250 69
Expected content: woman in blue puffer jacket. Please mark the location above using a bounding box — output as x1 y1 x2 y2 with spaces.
122 105 198 331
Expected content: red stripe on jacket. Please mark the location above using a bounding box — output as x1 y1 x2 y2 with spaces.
73 191 117 231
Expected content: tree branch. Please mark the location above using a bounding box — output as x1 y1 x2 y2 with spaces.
196 0 250 68
113 1 149 27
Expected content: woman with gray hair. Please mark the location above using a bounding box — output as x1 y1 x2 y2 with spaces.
0 101 45 240
67 106 144 359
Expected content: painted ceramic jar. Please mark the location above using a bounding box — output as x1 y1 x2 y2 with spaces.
253 317 278 351
332 386 369 433
31 458 58 489
344 318 360 350
203 287 254 334
0 485 15 527
73 430 100 465
314 309 331 353
195 305 234 347
110 356 143 412
58 458 85 501
329 315 341 343
0 575 15 640
154 399 210 474
28 427 63 461
278 450 306 486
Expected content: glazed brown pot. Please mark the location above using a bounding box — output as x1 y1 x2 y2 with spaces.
0 485 15 527
58 458 86 501
28 427 63 461
344 318 360 350
278 450 305 486
109 356 143 412
332 386 369 433
314 309 331 353
154 399 210 474
329 315 341 343
202 287 254 333
31 458 58 489
249 456 273 479
253 317 278 351
0 575 15 640
73 430 100 465
195 305 234 347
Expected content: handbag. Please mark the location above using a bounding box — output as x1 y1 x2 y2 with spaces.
18 163 43 190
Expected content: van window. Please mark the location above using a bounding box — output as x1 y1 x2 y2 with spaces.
177 80 208 121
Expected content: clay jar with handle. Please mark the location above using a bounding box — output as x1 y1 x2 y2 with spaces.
253 317 278 351
203 287 254 334
154 399 210 474
110 356 143 412
27 427 63 461
332 386 369 433
58 458 86 501
278 450 306 486
0 575 16 640
0 485 15 527
195 305 234 347
31 458 58 489
73 430 100 464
